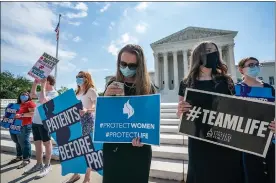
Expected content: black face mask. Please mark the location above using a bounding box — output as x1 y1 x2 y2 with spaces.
205 51 219 70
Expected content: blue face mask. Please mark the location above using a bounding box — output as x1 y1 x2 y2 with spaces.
20 95 29 102
245 66 260 78
120 66 136 78
76 78 84 86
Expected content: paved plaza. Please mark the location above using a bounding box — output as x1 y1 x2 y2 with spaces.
0 152 102 183
1 152 182 183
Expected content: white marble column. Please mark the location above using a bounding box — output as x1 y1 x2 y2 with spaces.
163 52 169 90
153 53 159 87
183 50 188 77
218 46 223 60
228 44 237 82
173 51 179 89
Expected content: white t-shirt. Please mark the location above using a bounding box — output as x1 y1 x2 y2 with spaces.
33 89 59 125
76 88 98 112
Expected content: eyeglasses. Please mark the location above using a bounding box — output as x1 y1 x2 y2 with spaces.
120 61 138 70
76 76 84 78
244 63 262 68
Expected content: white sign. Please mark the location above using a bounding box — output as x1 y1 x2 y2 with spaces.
28 52 59 80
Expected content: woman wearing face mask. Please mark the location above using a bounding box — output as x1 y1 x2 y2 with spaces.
237 57 275 183
66 71 98 183
177 41 244 183
102 44 156 183
8 91 36 169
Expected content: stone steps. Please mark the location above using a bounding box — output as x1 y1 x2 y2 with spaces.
161 113 178 119
161 119 179 125
1 130 188 161
161 109 177 113
160 133 188 145
152 144 188 160
160 125 179 133
1 129 187 146
0 139 187 181
160 103 178 109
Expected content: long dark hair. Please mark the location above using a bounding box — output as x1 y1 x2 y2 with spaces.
17 91 32 104
184 41 234 91
114 44 152 95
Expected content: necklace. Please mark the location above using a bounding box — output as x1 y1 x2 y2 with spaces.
124 82 135 88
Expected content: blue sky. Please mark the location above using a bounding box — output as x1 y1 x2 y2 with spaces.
1 2 275 92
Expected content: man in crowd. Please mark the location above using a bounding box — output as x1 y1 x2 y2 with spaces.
24 75 58 179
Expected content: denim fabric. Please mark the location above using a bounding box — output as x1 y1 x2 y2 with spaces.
10 133 22 157
17 124 32 160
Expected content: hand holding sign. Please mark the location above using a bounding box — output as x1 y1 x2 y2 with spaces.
177 101 192 118
132 137 143 147
79 108 87 116
14 114 21 119
34 79 40 84
269 121 275 132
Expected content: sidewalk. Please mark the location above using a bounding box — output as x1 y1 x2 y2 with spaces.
1 152 182 183
0 152 102 183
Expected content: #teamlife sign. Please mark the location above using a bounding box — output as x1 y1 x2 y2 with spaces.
1 103 22 134
179 88 275 157
28 52 59 80
235 84 275 144
93 94 161 146
38 89 103 176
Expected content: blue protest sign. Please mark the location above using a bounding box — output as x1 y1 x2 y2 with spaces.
1 103 22 134
38 89 103 176
93 94 161 145
235 84 275 144
235 84 275 102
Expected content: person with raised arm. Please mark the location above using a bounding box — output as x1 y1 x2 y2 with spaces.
24 75 58 179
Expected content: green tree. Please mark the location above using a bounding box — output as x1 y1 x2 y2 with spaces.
98 92 104 96
0 71 33 99
57 86 69 95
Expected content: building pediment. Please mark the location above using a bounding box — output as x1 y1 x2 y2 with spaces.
151 26 238 47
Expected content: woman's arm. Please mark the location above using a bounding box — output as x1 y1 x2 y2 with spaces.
15 102 36 118
21 108 35 117
87 88 98 113
177 96 184 118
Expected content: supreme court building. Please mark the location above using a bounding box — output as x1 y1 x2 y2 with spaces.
106 26 239 102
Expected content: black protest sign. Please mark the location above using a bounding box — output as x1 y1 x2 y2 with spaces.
179 88 275 157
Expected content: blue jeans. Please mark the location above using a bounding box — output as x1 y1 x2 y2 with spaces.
10 124 32 160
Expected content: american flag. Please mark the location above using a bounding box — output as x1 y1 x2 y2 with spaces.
55 22 60 41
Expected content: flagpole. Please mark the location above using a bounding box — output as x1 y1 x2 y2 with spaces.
54 14 61 89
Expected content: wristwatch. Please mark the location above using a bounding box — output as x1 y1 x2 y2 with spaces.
21 113 24 117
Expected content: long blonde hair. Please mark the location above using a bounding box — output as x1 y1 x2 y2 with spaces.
114 44 152 95
76 71 96 95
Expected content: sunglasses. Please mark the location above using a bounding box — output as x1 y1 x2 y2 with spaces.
76 76 84 79
244 63 262 68
120 61 138 70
